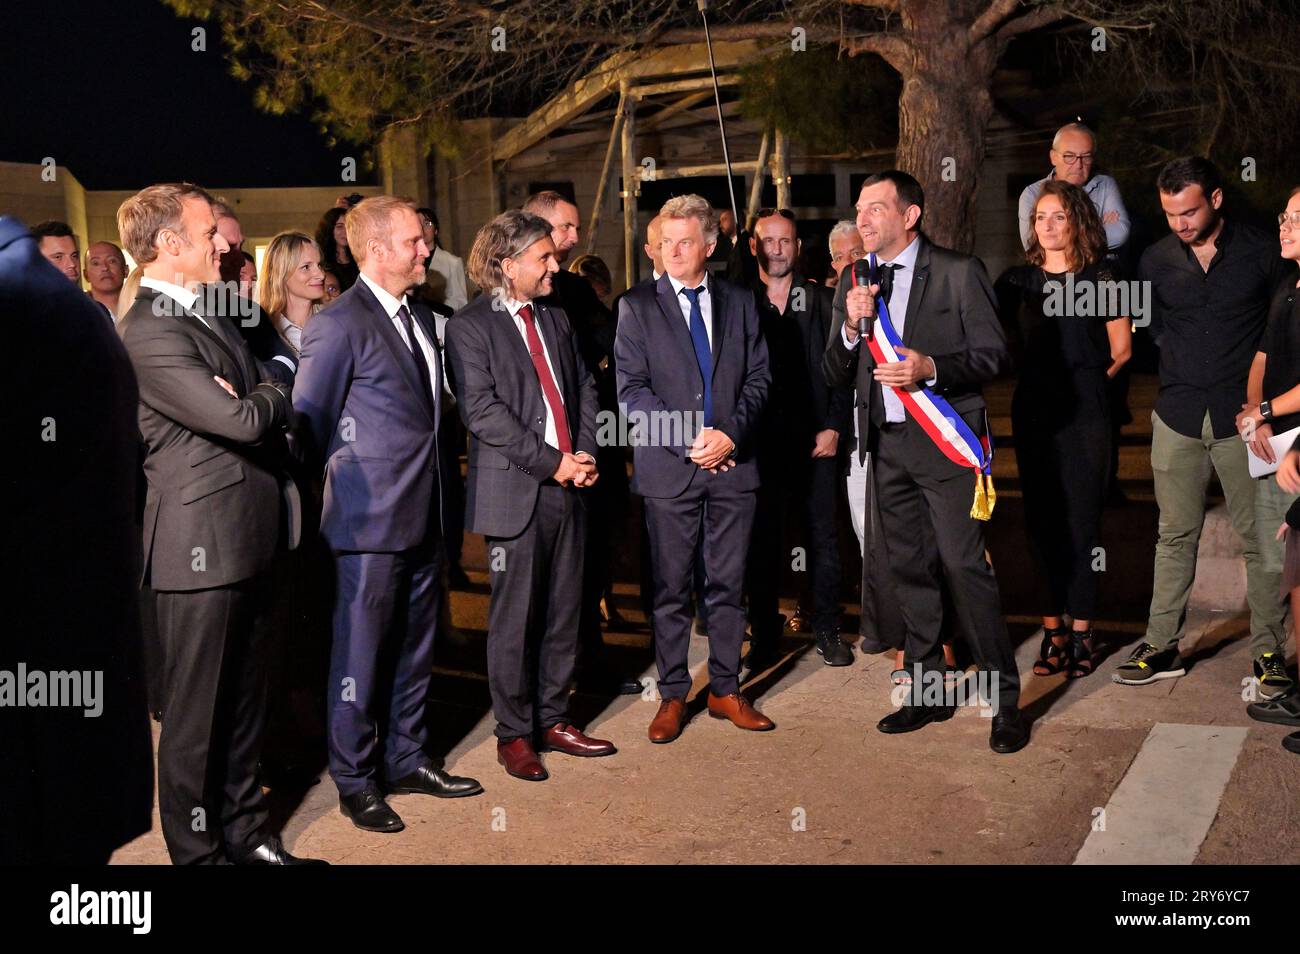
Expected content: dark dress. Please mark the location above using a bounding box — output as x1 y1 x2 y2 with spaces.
996 262 1124 619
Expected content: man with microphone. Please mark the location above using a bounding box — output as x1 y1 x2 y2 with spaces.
823 171 1027 754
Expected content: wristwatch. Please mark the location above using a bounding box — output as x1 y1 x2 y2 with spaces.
1261 400 1274 422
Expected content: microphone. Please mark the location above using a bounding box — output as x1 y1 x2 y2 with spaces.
851 259 874 339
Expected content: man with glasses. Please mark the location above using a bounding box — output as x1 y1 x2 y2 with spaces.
1018 121 1130 253
1115 158 1294 697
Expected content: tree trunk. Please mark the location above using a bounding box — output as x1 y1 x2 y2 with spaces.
892 2 1000 253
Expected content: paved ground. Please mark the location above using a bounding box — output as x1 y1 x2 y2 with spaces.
111 374 1300 864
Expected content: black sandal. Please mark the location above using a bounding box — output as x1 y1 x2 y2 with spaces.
1032 625 1070 676
1067 629 1097 679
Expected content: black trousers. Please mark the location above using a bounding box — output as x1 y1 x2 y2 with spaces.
747 454 842 642
1013 372 1110 620
644 477 757 699
874 423 1020 710
485 484 584 740
577 449 628 666
155 578 271 864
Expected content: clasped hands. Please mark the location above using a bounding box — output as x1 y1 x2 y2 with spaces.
844 285 935 387
553 451 599 487
689 427 736 473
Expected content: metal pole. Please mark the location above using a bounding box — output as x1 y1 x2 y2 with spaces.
586 90 626 255
698 0 739 229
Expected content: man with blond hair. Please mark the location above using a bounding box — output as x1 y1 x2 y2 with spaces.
615 194 773 743
293 195 482 835
116 182 321 864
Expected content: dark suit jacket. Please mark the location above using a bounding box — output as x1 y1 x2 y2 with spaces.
755 276 853 455
822 236 1009 469
2 216 154 862
225 293 298 387
445 293 599 539
119 286 296 591
614 272 770 498
293 279 449 553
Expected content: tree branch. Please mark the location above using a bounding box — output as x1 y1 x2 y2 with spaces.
996 4 1070 42
843 32 911 72
970 0 1024 42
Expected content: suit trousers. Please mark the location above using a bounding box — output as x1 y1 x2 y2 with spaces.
485 483 584 740
328 540 443 796
644 476 757 699
747 454 843 641
155 579 271 864
873 423 1021 710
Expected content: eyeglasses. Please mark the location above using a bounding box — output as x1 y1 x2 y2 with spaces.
1059 152 1094 165
325 284 340 295
1278 211 1300 230
755 208 796 222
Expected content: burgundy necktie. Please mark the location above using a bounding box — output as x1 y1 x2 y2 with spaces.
519 304 572 453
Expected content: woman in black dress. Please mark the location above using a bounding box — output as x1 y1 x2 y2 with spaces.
996 180 1132 678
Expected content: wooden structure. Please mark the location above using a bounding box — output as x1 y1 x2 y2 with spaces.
483 40 790 287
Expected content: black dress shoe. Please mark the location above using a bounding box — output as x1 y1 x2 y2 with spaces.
387 763 483 798
235 835 328 865
877 703 954 734
989 708 1030 754
576 668 646 696
339 791 405 832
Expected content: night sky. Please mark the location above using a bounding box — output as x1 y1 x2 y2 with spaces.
1 0 374 190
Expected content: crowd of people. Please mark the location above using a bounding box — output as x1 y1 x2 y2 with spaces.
13 120 1300 865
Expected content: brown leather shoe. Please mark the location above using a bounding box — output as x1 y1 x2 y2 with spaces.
540 723 616 757
647 697 688 743
707 692 775 731
497 737 548 781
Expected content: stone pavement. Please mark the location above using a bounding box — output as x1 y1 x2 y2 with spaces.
110 375 1300 864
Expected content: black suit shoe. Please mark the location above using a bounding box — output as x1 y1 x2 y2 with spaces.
989 708 1030 754
235 835 328 865
877 703 954 734
387 763 483 798
339 791 405 832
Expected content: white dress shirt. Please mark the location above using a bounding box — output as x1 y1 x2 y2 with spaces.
667 273 713 347
141 276 211 330
840 235 935 423
359 272 441 409
426 245 469 312
275 314 304 355
504 296 567 452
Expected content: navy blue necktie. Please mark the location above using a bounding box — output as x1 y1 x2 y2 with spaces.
681 284 712 426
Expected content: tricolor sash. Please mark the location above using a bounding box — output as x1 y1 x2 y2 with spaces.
851 252 996 520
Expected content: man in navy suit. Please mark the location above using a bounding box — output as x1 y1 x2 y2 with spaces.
615 194 773 743
446 210 615 781
293 196 483 834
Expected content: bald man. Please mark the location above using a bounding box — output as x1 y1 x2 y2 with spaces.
1018 122 1129 252
84 241 126 322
